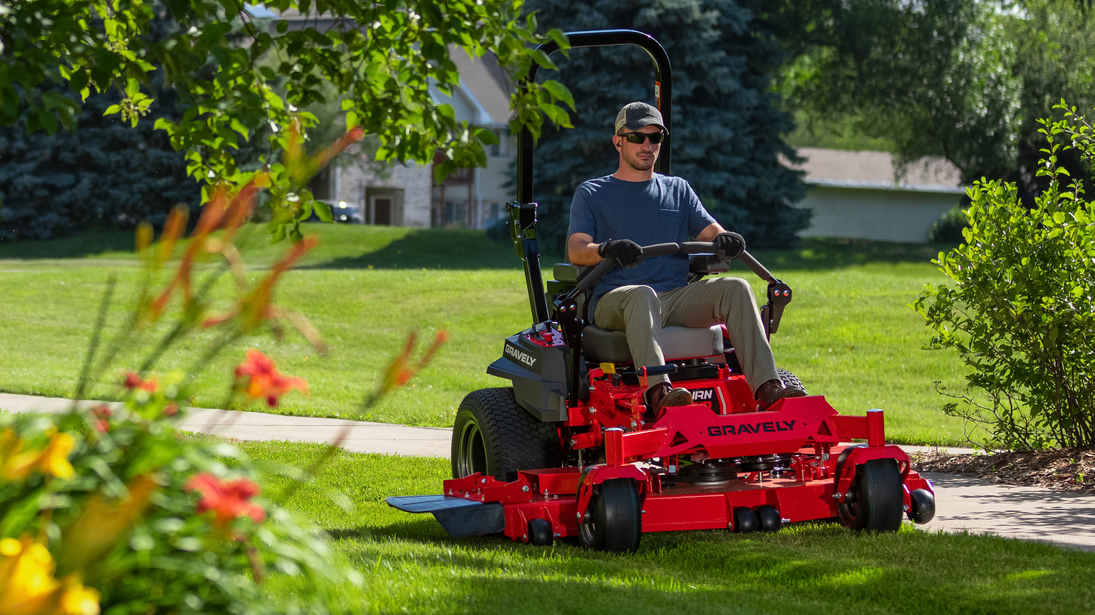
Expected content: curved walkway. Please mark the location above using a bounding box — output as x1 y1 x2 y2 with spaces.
3 392 1093 551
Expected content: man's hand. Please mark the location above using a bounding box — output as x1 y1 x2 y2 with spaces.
598 239 644 268
713 232 746 260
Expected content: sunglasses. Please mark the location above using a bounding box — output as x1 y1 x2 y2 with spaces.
619 131 666 144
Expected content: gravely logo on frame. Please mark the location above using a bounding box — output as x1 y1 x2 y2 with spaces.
504 343 537 368
707 420 796 437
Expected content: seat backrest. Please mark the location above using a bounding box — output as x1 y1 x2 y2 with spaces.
583 324 727 364
549 263 588 319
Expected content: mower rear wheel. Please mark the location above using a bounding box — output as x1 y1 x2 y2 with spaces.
451 388 563 482
776 368 806 394
836 458 904 531
578 479 642 553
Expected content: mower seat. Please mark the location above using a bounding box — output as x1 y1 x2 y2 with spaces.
583 324 726 364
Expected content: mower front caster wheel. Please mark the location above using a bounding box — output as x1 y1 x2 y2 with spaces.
907 488 936 524
528 518 554 546
578 479 642 553
755 505 782 532
732 507 759 533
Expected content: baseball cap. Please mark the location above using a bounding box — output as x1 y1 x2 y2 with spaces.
614 102 668 135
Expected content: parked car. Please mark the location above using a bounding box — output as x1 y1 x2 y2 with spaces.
332 201 363 224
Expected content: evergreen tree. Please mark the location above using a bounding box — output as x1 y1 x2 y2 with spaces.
0 78 200 241
524 0 809 252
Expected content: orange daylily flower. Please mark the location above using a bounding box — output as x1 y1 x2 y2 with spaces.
90 406 111 432
285 122 364 186
239 234 318 330
185 473 266 532
234 349 309 407
202 235 327 354
378 330 449 396
149 178 265 320
123 372 159 392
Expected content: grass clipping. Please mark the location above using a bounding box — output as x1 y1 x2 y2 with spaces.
912 449 1095 494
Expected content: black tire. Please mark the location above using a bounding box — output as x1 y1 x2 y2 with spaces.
836 458 904 531
908 489 936 524
528 518 554 546
732 507 759 533
451 388 563 481
577 479 642 553
755 505 782 532
777 368 806 394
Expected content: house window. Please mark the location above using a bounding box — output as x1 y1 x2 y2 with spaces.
444 201 466 226
490 130 507 158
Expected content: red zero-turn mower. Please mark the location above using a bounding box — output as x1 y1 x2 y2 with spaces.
387 29 936 552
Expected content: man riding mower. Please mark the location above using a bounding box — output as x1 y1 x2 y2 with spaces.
388 30 936 553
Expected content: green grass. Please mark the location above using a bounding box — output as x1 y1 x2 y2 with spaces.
247 440 1095 615
0 224 970 445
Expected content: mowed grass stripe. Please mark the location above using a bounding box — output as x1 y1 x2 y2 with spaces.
0 225 968 445
248 441 1095 615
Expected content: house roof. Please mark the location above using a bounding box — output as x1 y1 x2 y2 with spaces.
448 49 513 125
788 147 966 194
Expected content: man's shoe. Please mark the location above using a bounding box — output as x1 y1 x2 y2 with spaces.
645 383 694 422
755 378 806 411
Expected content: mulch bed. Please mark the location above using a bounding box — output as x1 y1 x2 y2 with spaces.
911 448 1095 494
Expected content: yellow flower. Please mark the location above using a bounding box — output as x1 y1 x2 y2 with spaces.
0 429 75 482
0 537 60 614
0 538 101 615
0 429 26 481
0 429 34 482
57 576 100 615
38 431 75 480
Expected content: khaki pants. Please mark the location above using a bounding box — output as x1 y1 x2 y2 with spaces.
593 277 779 395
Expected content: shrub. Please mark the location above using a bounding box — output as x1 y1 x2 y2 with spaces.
929 206 969 243
0 125 447 614
914 106 1095 449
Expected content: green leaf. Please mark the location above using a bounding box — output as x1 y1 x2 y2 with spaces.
529 49 557 71
313 200 333 222
542 80 575 110
476 128 500 146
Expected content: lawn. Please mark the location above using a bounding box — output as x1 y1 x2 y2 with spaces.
0 224 971 445
248 440 1095 615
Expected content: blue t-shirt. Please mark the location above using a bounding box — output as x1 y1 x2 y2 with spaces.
568 174 717 323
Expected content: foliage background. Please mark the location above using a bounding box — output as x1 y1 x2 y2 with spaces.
915 109 1095 449
777 0 1095 204
518 0 810 253
0 76 199 241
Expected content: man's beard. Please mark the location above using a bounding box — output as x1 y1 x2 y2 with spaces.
623 149 657 172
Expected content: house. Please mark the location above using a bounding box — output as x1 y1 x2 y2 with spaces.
786 148 967 243
259 7 518 229
327 49 517 229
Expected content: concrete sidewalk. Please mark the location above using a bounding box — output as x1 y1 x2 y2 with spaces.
3 392 1093 551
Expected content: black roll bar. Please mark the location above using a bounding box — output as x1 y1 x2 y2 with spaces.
513 29 673 325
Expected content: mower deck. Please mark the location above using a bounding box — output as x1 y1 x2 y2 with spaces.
388 397 936 542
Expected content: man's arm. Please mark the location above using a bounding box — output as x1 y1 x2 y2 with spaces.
696 222 727 242
568 232 603 266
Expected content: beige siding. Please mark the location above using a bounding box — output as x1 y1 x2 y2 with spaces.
478 133 517 227
334 161 433 228
795 186 961 243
